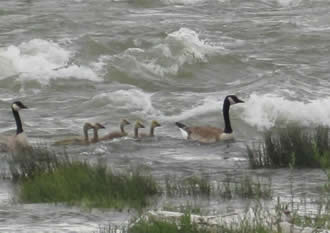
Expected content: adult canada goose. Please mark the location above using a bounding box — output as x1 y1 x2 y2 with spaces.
175 95 244 143
0 101 30 152
54 122 95 146
99 119 130 141
90 123 106 143
133 120 145 138
139 120 161 137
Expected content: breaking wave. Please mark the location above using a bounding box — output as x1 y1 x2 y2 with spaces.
0 39 102 85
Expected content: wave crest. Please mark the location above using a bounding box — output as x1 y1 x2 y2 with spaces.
0 39 101 85
110 27 224 78
240 93 330 130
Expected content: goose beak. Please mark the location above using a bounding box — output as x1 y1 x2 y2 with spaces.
237 98 244 103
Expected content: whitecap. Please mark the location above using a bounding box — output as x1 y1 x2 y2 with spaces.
239 93 330 130
91 89 162 117
160 95 221 122
0 39 102 85
165 27 223 64
113 27 225 77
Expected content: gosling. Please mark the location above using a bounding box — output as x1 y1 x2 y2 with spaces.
139 120 161 137
133 120 145 138
54 122 103 146
99 119 130 141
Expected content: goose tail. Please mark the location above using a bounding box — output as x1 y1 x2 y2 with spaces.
175 122 187 129
175 122 189 139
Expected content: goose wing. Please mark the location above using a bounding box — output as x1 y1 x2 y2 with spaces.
188 126 223 143
100 131 126 141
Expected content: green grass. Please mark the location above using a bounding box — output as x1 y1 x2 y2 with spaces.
293 214 330 230
165 175 211 197
18 161 158 209
8 145 63 181
165 175 272 200
247 125 330 168
98 211 279 233
8 146 158 209
219 175 272 200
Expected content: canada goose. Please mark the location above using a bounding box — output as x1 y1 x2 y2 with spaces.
99 119 130 141
139 120 161 137
133 120 145 138
90 123 106 143
175 95 244 143
54 122 94 146
1 101 30 152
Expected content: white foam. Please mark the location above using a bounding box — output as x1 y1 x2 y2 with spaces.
161 96 220 122
0 39 101 85
118 27 224 77
239 93 330 130
92 89 161 116
166 27 223 64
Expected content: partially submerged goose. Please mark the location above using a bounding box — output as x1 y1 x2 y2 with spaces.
133 120 145 138
139 120 161 137
175 95 244 143
99 119 130 141
0 101 30 152
54 122 95 146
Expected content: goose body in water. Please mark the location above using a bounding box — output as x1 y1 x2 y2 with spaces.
99 119 130 141
54 122 95 146
0 101 30 152
139 120 161 137
175 95 244 143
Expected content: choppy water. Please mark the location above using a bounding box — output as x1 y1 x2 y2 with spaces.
0 0 330 232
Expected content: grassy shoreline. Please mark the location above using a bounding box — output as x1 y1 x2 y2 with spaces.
18 161 158 209
247 125 330 169
9 146 158 209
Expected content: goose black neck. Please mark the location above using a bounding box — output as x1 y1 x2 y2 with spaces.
93 128 98 141
150 127 154 137
223 99 232 133
12 109 23 135
83 126 89 142
134 127 139 138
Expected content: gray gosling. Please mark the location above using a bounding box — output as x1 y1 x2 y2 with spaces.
139 120 161 137
99 119 130 141
54 122 95 146
175 95 244 143
0 101 30 152
133 120 145 138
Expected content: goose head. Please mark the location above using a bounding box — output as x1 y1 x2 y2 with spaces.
135 120 145 129
225 95 244 106
83 122 95 131
120 119 130 126
151 120 161 128
93 123 106 130
12 101 28 111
